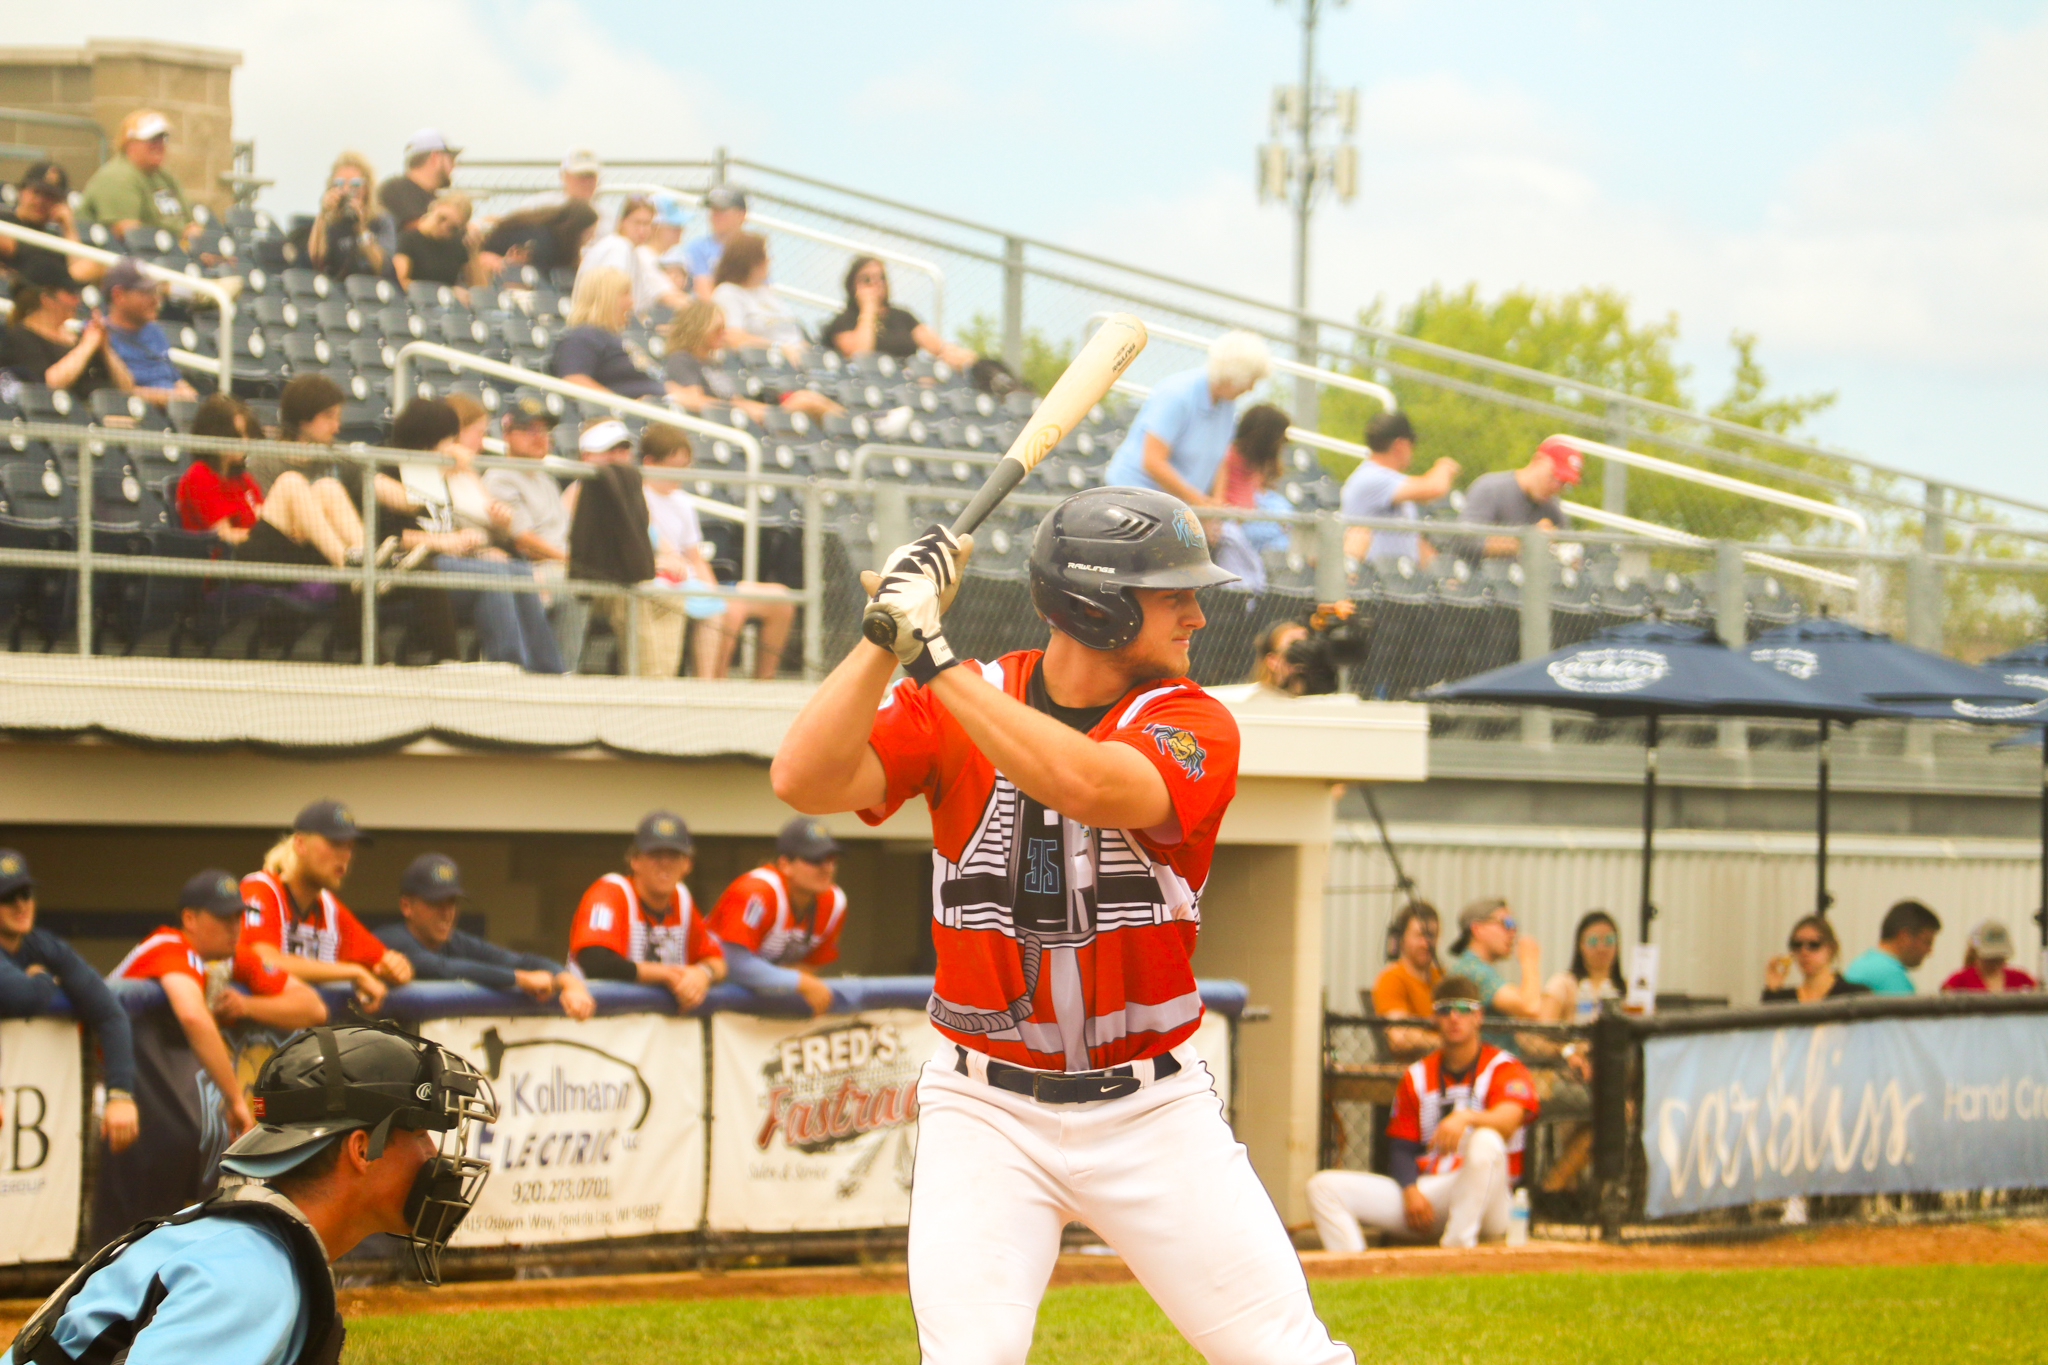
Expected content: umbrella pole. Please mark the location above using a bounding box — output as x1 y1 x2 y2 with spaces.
1640 714 1658 943
1816 718 1832 917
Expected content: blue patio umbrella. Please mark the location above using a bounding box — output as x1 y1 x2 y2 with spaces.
1426 620 1889 941
1892 640 2048 951
1747 618 2042 917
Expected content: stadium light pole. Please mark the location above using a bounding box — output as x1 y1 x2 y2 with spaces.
1259 0 1356 431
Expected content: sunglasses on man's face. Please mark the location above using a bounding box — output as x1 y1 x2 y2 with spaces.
1491 916 1516 932
1432 1000 1481 1016
0 890 30 906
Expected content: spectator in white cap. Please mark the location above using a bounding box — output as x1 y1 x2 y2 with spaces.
79 109 194 243
1102 330 1271 507
379 128 462 235
1943 919 2037 994
682 185 748 299
578 195 688 317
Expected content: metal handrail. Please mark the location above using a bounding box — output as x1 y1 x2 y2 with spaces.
0 220 238 394
1547 435 1869 543
1561 501 1859 592
1109 380 1371 467
387 340 764 580
1092 313 1397 413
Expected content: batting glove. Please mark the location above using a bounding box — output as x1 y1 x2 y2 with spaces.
866 525 972 610
861 526 973 684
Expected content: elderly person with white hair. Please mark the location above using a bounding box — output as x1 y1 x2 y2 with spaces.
1102 330 1271 507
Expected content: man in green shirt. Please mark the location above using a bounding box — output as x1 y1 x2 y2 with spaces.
1842 899 1942 995
79 109 193 241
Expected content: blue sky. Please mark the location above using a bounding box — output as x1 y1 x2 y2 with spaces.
25 1 2048 498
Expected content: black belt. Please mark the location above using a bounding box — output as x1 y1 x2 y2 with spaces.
957 1046 1180 1104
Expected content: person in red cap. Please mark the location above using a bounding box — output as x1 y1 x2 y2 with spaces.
1457 437 1582 560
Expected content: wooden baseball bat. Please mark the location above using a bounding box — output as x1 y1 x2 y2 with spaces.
861 313 1149 650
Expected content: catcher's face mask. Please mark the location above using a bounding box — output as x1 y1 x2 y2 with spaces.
393 1044 497 1285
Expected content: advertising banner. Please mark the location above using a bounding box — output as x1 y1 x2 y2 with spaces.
421 1014 704 1246
1643 1013 2048 1216
0 1018 82 1264
707 1009 938 1232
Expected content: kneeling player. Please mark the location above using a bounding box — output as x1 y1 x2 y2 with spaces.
1306 975 1539 1250
775 488 1352 1365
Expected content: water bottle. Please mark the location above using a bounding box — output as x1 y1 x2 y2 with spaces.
1506 1188 1530 1246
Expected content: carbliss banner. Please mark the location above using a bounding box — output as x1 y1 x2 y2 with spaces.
709 1007 1239 1233
0 1018 82 1264
421 1014 704 1246
1644 1013 2048 1216
708 1009 935 1232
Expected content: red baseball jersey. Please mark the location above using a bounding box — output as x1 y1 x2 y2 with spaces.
568 872 722 967
112 925 290 996
239 871 386 969
1387 1044 1541 1181
708 866 846 967
859 650 1239 1072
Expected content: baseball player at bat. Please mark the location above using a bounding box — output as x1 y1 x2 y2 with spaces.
775 486 1353 1364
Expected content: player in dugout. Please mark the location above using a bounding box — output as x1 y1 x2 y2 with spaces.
1305 974 1539 1250
707 816 847 1016
567 810 727 1010
242 801 414 1011
379 853 595 1019
2 1021 498 1365
112 869 330 1137
773 486 1354 1364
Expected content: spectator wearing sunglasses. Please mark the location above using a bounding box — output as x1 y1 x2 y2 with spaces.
0 850 141 1155
1764 914 1870 1003
1543 910 1626 1022
1306 975 1539 1249
1447 895 1545 1046
294 152 388 282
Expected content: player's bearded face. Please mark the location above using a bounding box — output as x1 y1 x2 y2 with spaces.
1110 588 1205 679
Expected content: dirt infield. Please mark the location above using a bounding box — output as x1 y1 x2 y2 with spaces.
2 1220 2037 1331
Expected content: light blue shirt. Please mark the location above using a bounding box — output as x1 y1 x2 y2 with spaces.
679 234 724 283
1103 366 1238 499
4 1215 309 1365
1340 458 1419 561
1842 947 1916 995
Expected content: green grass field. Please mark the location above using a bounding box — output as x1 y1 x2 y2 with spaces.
344 1263 2038 1363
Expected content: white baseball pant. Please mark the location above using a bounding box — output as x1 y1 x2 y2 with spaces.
908 1042 1354 1365
1305 1125 1512 1251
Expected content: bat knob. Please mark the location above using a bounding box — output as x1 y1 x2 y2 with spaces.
861 604 899 649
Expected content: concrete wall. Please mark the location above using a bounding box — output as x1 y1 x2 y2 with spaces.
0 39 239 212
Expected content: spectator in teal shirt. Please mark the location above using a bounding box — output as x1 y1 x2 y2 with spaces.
1842 899 1942 996
1446 895 1546 1046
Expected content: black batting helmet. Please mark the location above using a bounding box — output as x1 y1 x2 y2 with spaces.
1028 486 1238 650
220 1021 497 1284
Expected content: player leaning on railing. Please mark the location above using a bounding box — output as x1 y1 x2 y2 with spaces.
774 486 1353 1365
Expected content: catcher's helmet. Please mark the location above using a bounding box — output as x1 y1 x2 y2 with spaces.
1028 486 1238 650
220 1021 497 1284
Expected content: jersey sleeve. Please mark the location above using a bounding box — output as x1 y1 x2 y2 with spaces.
1386 1067 1423 1144
329 900 387 968
857 676 945 826
706 873 770 955
236 875 285 955
230 943 290 997
121 936 202 984
1105 690 1240 852
568 879 632 960
1488 1054 1540 1124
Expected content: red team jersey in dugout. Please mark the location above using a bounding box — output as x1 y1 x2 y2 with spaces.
1387 1044 1541 1180
859 650 1239 1072
239 871 386 967
112 925 290 994
707 866 846 967
568 872 722 966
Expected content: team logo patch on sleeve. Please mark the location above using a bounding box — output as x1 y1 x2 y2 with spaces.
1504 1078 1535 1103
1144 723 1207 780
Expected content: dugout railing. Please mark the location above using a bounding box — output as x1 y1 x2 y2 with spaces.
1323 992 2048 1245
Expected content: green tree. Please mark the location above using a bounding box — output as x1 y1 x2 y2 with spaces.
957 314 1074 396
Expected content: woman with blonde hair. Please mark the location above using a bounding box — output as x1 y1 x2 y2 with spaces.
299 150 385 280
393 188 475 290
551 266 674 402
662 297 839 420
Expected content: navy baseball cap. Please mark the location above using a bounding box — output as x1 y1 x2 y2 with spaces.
0 850 32 900
102 257 153 294
401 853 465 901
704 185 746 212
179 868 247 919
503 395 557 429
293 799 373 845
633 810 693 855
776 816 841 863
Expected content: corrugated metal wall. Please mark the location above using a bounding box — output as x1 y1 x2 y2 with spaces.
1323 823 2040 1011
